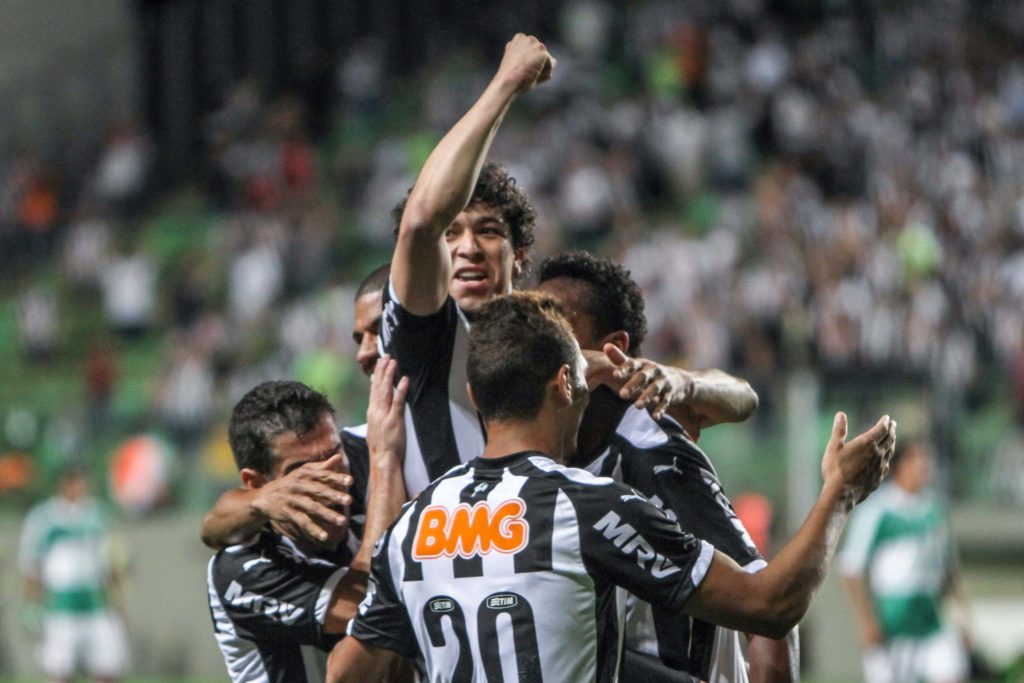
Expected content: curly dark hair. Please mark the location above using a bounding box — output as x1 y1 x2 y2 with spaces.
468 292 579 423
228 381 335 476
391 162 537 280
538 251 648 355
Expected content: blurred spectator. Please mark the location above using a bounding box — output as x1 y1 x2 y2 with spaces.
101 247 156 339
840 441 971 683
16 285 59 362
94 122 153 218
17 465 129 682
156 341 215 462
84 341 119 437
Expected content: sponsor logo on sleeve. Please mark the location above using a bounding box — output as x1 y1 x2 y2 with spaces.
412 498 529 561
593 511 681 578
224 581 306 624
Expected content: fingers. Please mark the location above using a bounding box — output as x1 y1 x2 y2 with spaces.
538 54 556 83
318 452 350 475
299 463 353 491
390 376 410 421
829 412 849 447
604 343 630 368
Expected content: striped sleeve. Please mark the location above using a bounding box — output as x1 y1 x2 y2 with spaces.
574 483 714 616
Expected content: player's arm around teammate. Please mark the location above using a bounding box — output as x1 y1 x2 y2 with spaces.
589 343 758 438
392 33 554 316
200 449 354 549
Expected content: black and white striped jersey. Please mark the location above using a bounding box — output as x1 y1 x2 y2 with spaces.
207 531 353 683
379 281 485 496
585 406 764 683
341 424 370 542
348 451 714 683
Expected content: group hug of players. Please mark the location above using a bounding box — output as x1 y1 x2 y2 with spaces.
203 35 897 683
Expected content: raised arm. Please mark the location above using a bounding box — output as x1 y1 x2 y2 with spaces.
323 355 409 633
685 413 895 638
199 455 353 549
392 33 554 315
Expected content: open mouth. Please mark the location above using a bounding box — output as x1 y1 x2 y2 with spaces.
454 269 488 284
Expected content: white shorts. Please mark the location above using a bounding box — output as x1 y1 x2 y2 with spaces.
863 628 968 683
39 611 129 679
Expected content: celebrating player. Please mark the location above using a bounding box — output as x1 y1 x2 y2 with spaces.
536 251 797 682
327 292 896 682
207 359 409 682
200 265 391 551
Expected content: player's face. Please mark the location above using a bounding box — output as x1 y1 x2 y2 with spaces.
353 290 383 376
446 203 523 312
535 277 602 351
267 413 342 481
898 444 933 493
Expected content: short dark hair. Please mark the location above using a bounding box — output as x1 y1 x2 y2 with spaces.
538 251 648 355
391 162 537 280
356 263 390 300
228 381 335 476
468 292 579 422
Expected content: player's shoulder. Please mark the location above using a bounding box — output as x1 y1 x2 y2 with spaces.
615 407 709 466
521 454 618 489
341 423 368 441
213 532 342 586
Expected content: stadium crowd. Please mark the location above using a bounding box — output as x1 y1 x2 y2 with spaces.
3 0 1024 506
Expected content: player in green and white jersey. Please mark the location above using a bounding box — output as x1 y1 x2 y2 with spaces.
840 440 969 683
17 466 128 683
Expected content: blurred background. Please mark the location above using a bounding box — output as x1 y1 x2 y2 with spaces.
0 0 1022 680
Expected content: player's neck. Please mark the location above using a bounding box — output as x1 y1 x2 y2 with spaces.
481 415 569 464
572 387 629 467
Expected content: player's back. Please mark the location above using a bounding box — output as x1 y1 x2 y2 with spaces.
351 450 713 683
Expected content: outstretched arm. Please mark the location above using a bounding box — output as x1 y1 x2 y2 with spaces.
200 455 353 549
393 33 554 315
685 413 895 638
323 355 409 633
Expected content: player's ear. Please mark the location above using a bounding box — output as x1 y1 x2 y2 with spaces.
240 468 267 490
512 249 526 281
554 364 574 405
600 330 630 356
466 382 480 412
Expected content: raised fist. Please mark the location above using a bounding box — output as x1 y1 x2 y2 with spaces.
497 33 556 93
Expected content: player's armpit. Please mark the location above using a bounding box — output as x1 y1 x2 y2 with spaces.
327 635 405 683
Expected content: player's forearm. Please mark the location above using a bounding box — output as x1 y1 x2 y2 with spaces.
200 489 265 549
327 635 396 683
747 630 799 683
401 74 518 237
351 454 406 573
751 480 854 636
393 75 519 314
684 368 758 426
